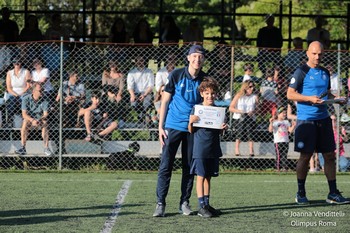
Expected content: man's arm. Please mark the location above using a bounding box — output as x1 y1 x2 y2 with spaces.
286 87 322 104
158 92 171 146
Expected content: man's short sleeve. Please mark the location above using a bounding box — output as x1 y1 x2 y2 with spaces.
289 67 306 91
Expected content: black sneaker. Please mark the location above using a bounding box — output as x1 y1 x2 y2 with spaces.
208 205 222 216
15 147 26 155
326 190 350 204
197 205 212 218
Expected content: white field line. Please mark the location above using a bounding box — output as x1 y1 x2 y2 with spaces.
100 180 132 233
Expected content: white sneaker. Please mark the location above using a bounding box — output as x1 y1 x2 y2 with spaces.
44 148 53 156
340 113 350 122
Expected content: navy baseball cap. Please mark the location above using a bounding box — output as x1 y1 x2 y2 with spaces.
188 45 206 56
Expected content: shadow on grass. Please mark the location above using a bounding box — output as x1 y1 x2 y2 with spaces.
220 200 348 215
0 203 144 225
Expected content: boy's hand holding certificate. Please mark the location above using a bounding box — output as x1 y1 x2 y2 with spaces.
192 105 226 129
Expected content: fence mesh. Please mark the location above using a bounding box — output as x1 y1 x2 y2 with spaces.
0 41 349 172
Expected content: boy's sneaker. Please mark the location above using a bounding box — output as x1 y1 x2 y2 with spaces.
153 203 165 217
326 190 350 204
198 205 213 218
295 192 309 205
208 205 222 216
179 201 194 215
44 148 53 156
15 147 26 155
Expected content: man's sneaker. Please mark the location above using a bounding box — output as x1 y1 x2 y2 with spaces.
295 193 309 205
198 205 213 218
44 148 53 156
208 205 222 216
153 203 165 217
179 201 194 215
15 147 26 155
340 113 350 122
326 190 350 204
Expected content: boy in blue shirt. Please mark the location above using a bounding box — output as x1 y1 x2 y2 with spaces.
188 77 227 217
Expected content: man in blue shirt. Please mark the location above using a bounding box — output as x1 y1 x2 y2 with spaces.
153 45 207 217
287 41 349 205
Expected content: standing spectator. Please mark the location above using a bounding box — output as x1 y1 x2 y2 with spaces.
188 77 226 218
55 70 85 128
19 15 43 42
284 37 306 75
256 14 283 74
109 17 130 44
268 106 296 171
127 56 154 126
153 45 206 217
260 68 278 117
306 16 330 49
183 18 204 44
287 41 348 204
0 32 11 75
45 13 69 41
5 57 31 126
102 60 125 103
155 54 176 92
0 7 19 42
229 80 258 157
159 15 181 45
15 82 52 156
31 58 54 101
132 18 154 45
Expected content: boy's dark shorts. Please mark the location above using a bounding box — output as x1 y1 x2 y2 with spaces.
294 117 335 153
190 158 219 177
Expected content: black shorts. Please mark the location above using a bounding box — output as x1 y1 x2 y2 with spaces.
190 158 219 177
294 117 335 153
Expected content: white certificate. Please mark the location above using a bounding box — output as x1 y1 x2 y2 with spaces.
192 105 226 129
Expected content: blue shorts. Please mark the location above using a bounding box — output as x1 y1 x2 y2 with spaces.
190 158 219 177
294 117 335 153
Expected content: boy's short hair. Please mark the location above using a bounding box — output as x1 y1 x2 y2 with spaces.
199 77 219 93
91 91 100 99
243 63 254 71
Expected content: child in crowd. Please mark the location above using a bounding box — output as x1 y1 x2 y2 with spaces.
319 115 350 172
268 106 296 171
78 91 118 142
188 77 227 218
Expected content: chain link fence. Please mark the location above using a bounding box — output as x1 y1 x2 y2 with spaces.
0 41 349 172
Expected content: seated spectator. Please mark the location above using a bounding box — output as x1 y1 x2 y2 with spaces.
260 68 278 117
235 63 259 83
102 60 125 103
15 82 52 156
78 91 118 142
284 37 306 75
127 55 154 125
19 14 43 42
5 57 31 126
0 7 19 42
101 85 126 129
183 18 204 44
108 17 130 44
155 54 176 92
55 70 85 128
31 58 54 100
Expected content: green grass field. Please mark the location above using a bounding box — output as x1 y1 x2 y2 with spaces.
1 172 350 233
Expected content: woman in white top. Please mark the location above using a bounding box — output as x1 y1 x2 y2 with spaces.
31 58 53 94
229 80 258 157
6 58 31 124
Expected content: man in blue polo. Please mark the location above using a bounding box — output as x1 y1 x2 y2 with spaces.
287 41 349 205
153 45 207 217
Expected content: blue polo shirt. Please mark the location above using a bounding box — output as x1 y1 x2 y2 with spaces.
289 64 330 120
164 67 206 131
